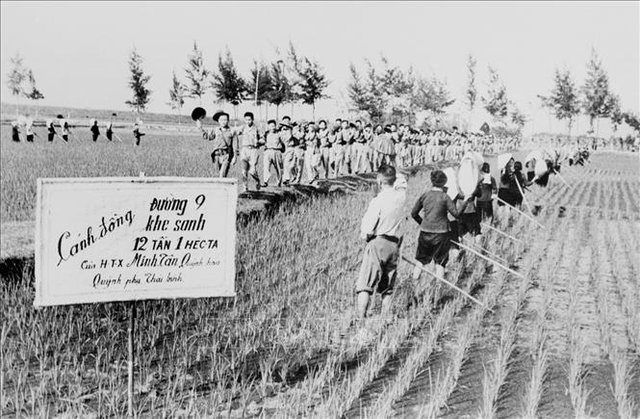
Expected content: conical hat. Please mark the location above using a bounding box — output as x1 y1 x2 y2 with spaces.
459 155 479 197
471 151 485 167
497 153 513 170
525 150 543 164
443 167 459 200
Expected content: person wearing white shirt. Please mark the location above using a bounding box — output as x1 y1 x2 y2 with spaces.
355 165 407 320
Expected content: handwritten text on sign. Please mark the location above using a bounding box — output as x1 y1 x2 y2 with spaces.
35 177 237 306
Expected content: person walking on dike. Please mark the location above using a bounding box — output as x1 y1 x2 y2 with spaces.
280 123 297 185
237 111 263 191
355 165 406 320
476 162 497 221
317 119 332 179
292 122 306 184
304 122 321 183
410 170 472 285
203 111 238 178
90 119 100 142
262 120 285 187
133 119 145 146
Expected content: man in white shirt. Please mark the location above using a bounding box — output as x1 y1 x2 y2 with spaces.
355 165 407 319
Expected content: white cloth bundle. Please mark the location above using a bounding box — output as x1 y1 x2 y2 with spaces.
443 167 459 200
458 155 479 197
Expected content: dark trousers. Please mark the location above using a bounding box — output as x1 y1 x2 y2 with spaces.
477 200 493 221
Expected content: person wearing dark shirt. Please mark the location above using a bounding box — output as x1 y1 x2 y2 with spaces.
411 170 471 282
106 118 114 141
90 119 100 142
12 121 20 142
476 162 497 221
497 156 517 211
46 120 56 142
511 161 533 207
133 121 145 146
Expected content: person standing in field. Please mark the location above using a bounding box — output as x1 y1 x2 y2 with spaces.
355 165 406 320
476 162 497 221
46 119 57 142
237 111 263 191
133 120 145 146
411 170 471 283
497 154 517 215
204 112 238 178
25 115 35 142
105 115 115 141
262 119 284 187
511 161 533 207
11 121 21 142
90 119 100 142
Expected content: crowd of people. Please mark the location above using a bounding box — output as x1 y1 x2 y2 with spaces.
354 143 590 321
193 109 522 191
10 114 146 146
526 133 639 153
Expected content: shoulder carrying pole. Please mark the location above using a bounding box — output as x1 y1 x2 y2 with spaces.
401 255 494 313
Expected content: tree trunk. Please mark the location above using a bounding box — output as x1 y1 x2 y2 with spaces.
596 117 600 137
276 105 279 121
312 102 316 120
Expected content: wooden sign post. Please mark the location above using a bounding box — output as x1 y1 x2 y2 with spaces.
35 176 237 416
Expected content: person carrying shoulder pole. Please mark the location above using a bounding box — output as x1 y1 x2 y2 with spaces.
355 165 406 320
410 170 472 283
476 162 497 221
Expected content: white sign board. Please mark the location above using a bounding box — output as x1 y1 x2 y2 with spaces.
35 177 237 306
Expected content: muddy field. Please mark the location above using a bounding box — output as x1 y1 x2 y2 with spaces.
1 150 639 417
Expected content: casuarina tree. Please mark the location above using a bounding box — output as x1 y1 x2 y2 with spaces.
581 48 611 135
185 41 209 105
168 70 186 124
295 56 329 119
125 47 152 114
482 66 508 123
211 47 246 120
266 60 291 120
539 68 581 137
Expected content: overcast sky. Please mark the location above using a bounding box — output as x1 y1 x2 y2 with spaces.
1 1 638 133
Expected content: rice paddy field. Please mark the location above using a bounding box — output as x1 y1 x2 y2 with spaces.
1 125 639 417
